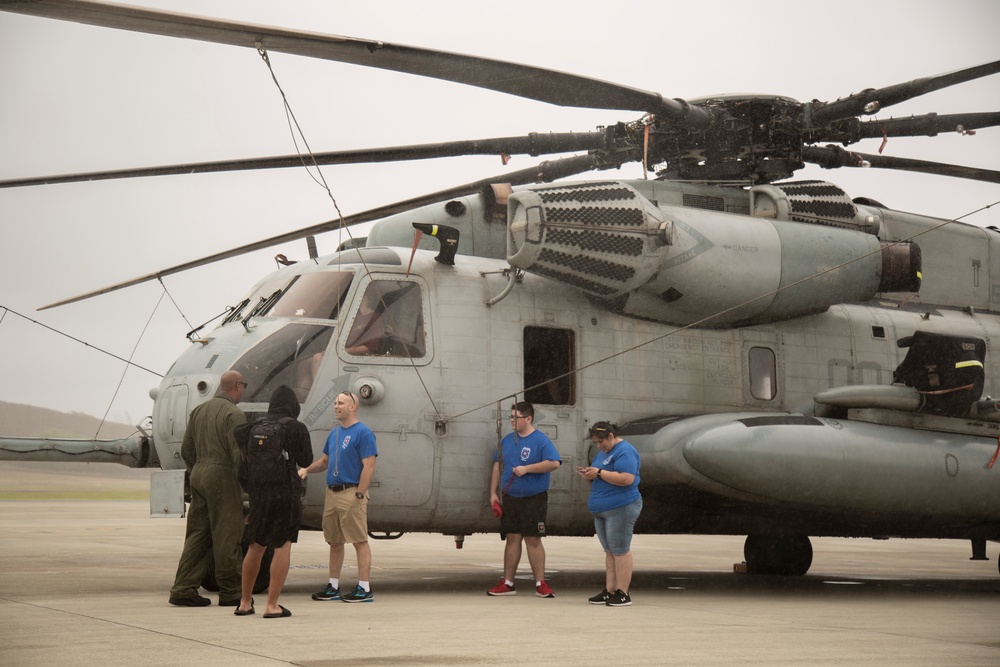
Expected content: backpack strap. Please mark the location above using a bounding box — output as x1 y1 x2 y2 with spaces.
277 416 294 452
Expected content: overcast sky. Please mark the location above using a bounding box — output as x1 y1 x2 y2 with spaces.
1 0 998 431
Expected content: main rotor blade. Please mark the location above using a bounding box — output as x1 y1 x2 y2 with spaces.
2 0 712 125
39 150 634 310
0 132 609 189
802 145 1000 184
810 60 1000 127
853 111 1000 141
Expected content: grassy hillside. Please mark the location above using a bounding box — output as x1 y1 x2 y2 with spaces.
0 400 138 439
0 402 153 499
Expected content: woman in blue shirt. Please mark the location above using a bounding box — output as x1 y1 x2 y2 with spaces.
576 422 642 607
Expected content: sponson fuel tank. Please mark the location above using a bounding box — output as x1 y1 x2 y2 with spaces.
636 414 1000 519
506 181 920 327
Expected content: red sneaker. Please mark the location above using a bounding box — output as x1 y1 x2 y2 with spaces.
486 580 516 596
535 581 555 598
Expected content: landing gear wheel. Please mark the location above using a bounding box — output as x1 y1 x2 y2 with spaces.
743 535 813 576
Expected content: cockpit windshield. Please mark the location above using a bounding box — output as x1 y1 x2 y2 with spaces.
268 271 353 320
231 323 335 403
222 276 289 326
223 270 353 327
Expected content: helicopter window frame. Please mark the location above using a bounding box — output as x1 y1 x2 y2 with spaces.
748 346 777 401
523 326 576 406
340 276 431 364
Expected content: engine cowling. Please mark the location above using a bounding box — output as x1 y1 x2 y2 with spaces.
506 181 920 327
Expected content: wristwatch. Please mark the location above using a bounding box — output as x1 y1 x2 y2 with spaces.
355 491 365 499
596 469 602 479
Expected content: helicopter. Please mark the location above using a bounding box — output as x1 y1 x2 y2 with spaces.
2 0 1000 578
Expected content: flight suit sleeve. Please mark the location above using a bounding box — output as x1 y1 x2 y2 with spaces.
180 414 196 471
233 422 250 460
224 409 247 470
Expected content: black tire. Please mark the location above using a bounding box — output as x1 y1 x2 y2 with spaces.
744 534 813 576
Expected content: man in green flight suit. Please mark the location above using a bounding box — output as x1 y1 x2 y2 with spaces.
168 370 248 607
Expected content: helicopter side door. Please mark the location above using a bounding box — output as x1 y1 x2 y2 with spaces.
337 276 437 524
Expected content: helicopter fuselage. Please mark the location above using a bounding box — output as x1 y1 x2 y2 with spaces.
147 178 1000 544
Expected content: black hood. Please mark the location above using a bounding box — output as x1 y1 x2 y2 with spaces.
267 385 301 420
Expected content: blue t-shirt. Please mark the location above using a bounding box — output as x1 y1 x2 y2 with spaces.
493 428 561 498
587 439 641 513
323 421 378 486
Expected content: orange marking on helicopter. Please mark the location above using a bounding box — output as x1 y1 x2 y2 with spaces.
405 229 423 277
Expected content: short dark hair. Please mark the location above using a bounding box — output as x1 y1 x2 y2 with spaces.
511 401 534 420
588 421 617 439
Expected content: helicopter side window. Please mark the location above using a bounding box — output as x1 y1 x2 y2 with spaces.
748 346 777 401
268 270 353 320
345 280 426 358
523 326 576 405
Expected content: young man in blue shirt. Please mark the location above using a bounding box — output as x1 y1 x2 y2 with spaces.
487 401 562 598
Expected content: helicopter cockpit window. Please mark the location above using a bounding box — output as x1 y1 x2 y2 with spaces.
231 323 335 403
267 271 353 320
523 326 576 405
748 346 777 401
345 281 426 358
222 275 291 326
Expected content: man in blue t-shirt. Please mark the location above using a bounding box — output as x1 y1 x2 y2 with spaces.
487 401 562 598
299 391 378 604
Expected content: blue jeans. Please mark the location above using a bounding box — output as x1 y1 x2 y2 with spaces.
593 497 643 556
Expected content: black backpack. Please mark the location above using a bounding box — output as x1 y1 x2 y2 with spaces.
244 416 293 487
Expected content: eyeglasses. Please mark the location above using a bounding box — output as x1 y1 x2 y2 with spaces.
510 415 527 421
236 382 248 390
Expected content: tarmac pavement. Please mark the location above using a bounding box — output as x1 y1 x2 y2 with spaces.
1 463 999 666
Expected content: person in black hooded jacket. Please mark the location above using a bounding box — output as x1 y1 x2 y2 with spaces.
232 384 313 618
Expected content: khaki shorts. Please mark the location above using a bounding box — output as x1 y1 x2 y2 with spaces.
322 486 369 545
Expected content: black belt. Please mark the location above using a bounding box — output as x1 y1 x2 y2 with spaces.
328 483 358 492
